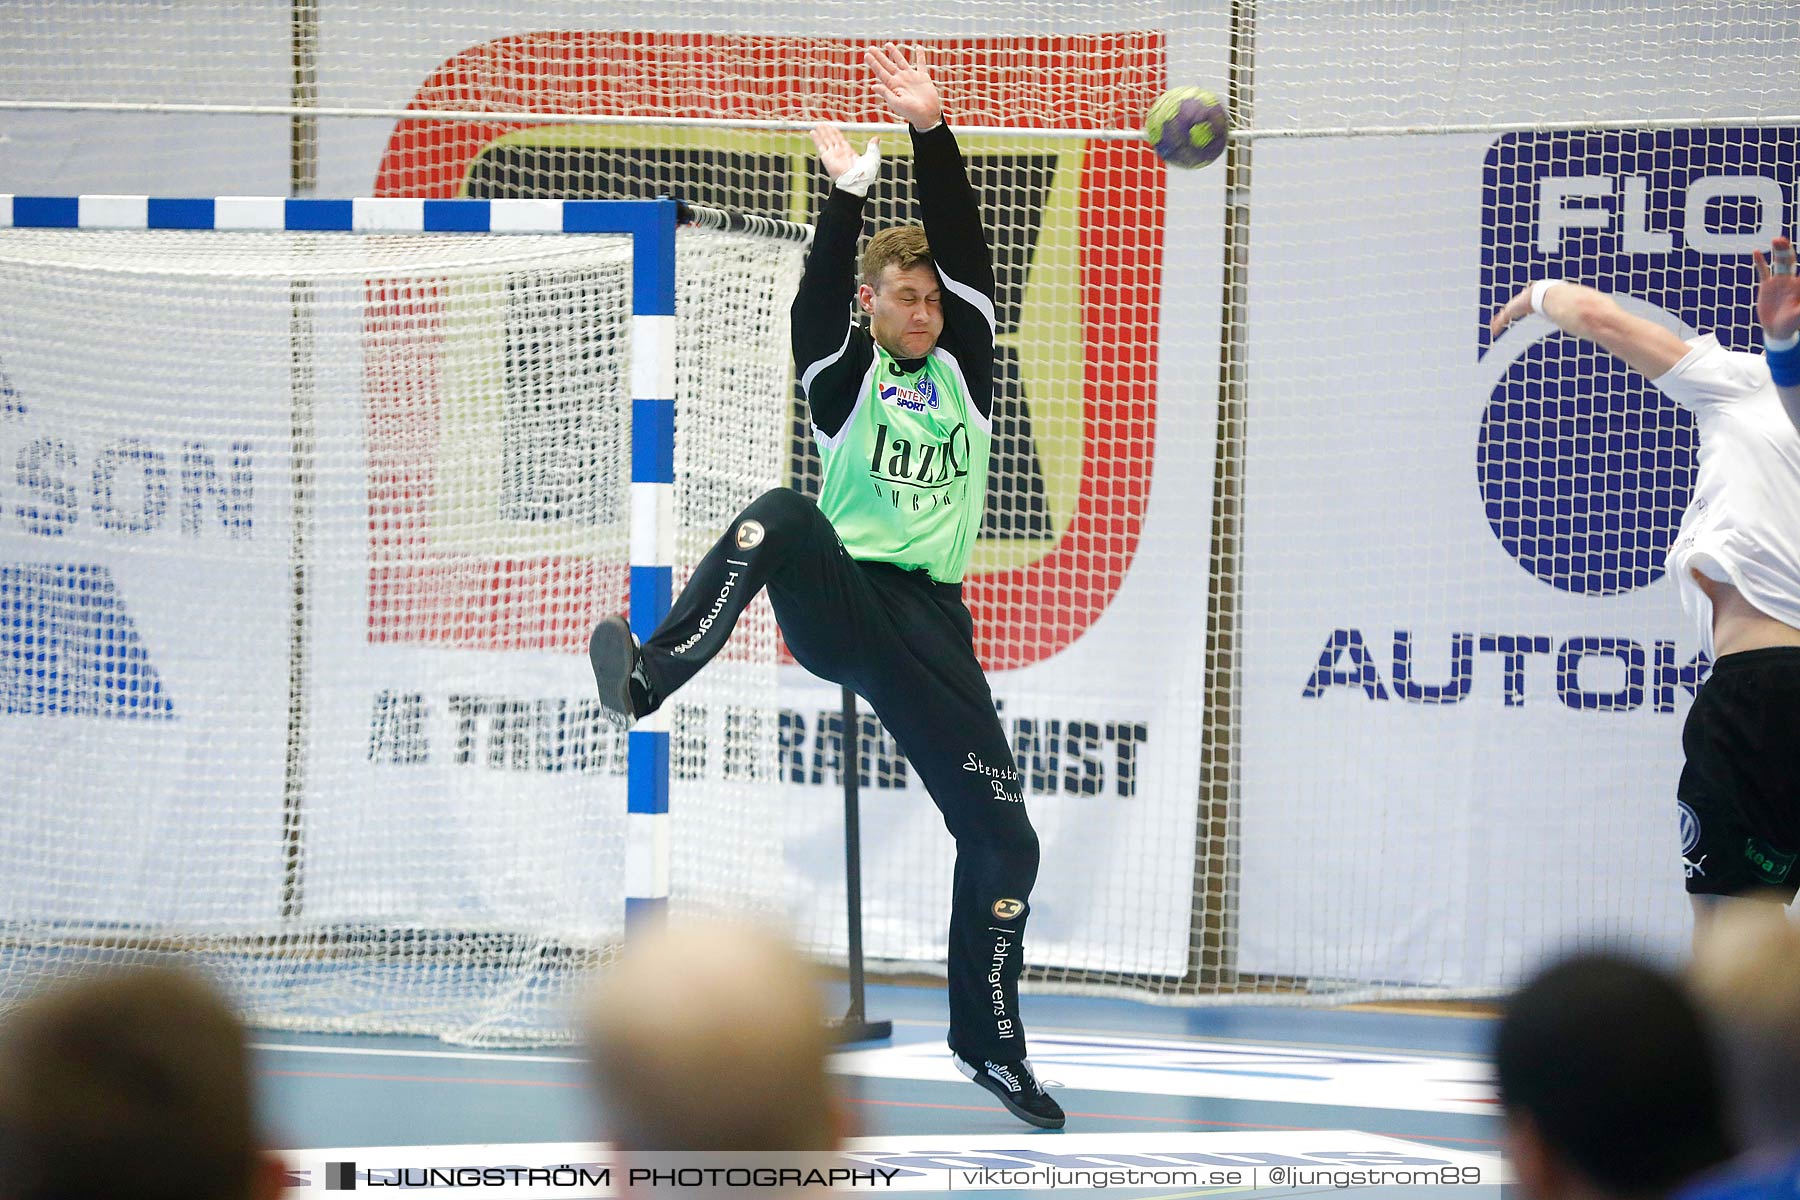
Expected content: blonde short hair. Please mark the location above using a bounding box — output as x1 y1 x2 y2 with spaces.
585 921 837 1151
860 224 933 287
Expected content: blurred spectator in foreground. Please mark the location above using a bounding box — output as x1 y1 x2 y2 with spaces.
1497 952 1736 1200
0 965 287 1200
1679 908 1800 1200
585 920 846 1154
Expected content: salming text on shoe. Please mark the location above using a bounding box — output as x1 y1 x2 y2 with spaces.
954 1053 1065 1129
587 615 645 730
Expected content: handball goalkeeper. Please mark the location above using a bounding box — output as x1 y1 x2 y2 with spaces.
587 42 1062 1130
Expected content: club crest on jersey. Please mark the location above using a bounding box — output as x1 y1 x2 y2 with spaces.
1678 801 1701 857
879 377 938 412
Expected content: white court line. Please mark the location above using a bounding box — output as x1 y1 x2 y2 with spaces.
832 1034 1498 1114
957 1021 1493 1060
252 1034 1495 1118
251 1021 1487 1067
864 1007 1494 1060
251 1042 585 1065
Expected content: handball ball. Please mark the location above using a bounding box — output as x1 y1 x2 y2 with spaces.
1144 87 1229 169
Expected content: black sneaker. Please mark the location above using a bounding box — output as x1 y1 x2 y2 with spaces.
587 615 652 730
953 1052 1065 1129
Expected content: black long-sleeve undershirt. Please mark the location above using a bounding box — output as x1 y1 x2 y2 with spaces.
790 122 997 439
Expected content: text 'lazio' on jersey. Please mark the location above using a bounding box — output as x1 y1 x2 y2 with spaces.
816 344 993 583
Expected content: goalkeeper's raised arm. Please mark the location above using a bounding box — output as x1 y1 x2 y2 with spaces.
868 42 998 421
793 43 998 437
791 124 879 439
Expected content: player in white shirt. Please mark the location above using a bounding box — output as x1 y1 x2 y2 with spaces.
1490 240 1800 926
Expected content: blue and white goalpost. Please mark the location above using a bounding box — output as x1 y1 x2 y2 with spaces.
0 196 801 1041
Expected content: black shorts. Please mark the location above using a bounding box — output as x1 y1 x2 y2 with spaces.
1677 646 1800 900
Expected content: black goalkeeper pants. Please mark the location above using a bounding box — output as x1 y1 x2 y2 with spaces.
639 487 1040 1062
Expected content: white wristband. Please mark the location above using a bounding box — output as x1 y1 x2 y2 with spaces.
833 139 882 199
1766 330 1799 352
1529 279 1566 316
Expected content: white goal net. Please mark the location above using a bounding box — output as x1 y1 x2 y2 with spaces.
3 2 1797 1032
0 224 802 1043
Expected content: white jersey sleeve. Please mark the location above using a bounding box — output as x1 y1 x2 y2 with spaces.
1652 334 1771 414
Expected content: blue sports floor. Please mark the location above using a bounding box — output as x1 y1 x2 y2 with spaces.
260 981 1506 1199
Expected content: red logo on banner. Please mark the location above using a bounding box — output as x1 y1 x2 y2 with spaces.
370 33 1164 670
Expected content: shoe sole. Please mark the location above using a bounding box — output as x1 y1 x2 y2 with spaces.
587 617 637 731
954 1057 1066 1130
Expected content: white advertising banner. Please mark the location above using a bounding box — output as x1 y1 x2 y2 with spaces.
0 254 294 926
1235 129 1786 987
0 2 290 196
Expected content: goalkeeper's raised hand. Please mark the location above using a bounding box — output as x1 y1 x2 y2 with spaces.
867 42 942 132
811 123 880 198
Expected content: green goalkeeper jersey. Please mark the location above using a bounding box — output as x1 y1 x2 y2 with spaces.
815 346 992 584
791 122 1000 586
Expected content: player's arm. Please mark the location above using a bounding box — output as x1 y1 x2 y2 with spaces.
1754 236 1800 434
793 124 879 438
1490 280 1690 379
868 42 997 418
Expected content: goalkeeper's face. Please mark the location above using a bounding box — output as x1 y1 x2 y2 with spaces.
860 263 944 359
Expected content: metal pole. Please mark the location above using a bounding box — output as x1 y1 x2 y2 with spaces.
1193 0 1258 990
830 685 891 1043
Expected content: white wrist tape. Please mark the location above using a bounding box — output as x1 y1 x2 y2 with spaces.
834 139 882 198
1529 279 1566 316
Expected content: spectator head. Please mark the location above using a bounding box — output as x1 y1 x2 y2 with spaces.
1496 952 1735 1200
585 920 843 1152
0 965 284 1200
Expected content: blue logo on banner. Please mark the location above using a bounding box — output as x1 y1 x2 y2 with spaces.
2 564 174 718
1478 128 1797 594
1 356 21 420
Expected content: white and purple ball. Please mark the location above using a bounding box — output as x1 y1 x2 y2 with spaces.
1144 87 1229 169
